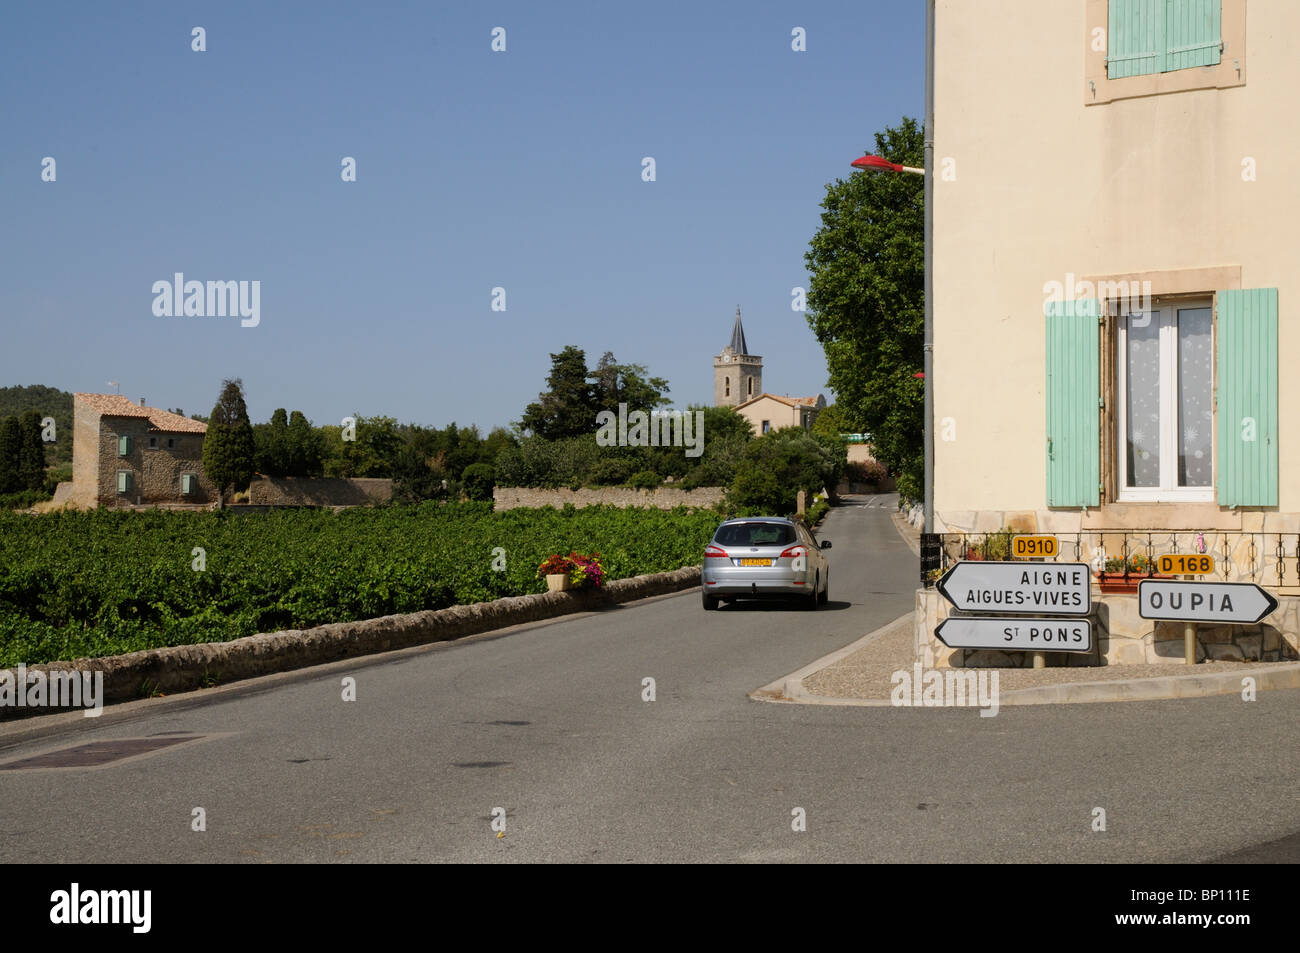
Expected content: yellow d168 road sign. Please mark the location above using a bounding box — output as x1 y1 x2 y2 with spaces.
1012 535 1058 558
1156 554 1215 575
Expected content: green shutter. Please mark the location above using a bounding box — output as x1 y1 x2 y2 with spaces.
118 435 132 456
1046 299 1101 507
1109 0 1164 78
1108 0 1220 78
1216 289 1277 507
117 471 132 493
1164 0 1220 71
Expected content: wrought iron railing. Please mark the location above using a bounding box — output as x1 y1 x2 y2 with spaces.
920 531 1299 588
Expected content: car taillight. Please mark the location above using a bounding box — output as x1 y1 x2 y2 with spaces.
779 545 807 558
704 545 729 559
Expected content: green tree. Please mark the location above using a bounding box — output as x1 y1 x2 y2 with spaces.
588 351 671 415
675 405 753 490
811 403 852 440
518 346 599 440
480 426 517 467
392 442 448 504
254 408 290 476
16 409 46 490
0 416 21 494
728 427 846 515
286 411 324 477
202 379 256 501
461 462 495 501
805 117 923 500
0 386 72 467
494 435 567 488
321 415 404 478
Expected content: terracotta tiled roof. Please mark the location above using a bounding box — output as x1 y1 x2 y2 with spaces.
736 393 823 410
74 393 207 433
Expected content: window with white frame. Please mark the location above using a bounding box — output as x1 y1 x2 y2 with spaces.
1116 299 1213 500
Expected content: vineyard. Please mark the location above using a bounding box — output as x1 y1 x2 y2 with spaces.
0 503 723 666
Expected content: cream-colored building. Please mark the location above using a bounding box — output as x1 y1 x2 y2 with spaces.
922 0 1300 666
735 393 826 437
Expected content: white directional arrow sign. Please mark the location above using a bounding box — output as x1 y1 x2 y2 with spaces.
936 618 1092 653
1138 580 1278 624
935 561 1091 615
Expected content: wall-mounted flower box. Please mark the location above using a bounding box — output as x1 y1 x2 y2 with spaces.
1095 572 1174 594
1096 555 1171 593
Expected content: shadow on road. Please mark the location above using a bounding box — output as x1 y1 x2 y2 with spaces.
712 600 853 612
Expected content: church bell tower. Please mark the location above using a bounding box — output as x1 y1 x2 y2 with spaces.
713 306 762 406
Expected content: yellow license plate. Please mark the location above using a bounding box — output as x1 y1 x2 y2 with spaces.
738 558 772 567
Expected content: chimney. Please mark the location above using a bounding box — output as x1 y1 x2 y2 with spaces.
139 398 146 407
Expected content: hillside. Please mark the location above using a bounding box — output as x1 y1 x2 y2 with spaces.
0 384 73 468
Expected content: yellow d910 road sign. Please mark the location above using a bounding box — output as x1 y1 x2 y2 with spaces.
1157 554 1215 575
1012 535 1058 558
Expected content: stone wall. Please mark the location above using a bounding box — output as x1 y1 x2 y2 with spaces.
70 400 101 509
493 485 725 510
915 586 1300 668
247 476 393 506
93 418 216 507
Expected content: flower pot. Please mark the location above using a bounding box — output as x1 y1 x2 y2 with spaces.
1096 572 1174 594
545 573 572 593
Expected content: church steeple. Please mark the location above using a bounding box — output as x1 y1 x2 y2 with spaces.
713 306 762 407
728 306 749 355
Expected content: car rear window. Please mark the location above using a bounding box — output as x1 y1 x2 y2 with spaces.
714 522 796 546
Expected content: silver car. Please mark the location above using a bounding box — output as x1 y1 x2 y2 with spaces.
701 516 831 610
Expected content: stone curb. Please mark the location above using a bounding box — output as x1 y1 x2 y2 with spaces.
751 614 1300 707
0 566 701 719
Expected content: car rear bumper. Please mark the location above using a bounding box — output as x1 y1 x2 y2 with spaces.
702 565 812 596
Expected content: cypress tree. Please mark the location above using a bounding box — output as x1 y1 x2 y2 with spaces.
0 416 21 494
16 409 47 490
202 379 256 501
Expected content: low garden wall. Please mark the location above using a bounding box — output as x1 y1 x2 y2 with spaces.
248 476 393 506
0 566 702 716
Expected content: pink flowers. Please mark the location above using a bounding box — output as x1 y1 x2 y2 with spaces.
537 551 606 589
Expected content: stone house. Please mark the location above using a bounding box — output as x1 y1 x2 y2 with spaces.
918 0 1300 666
67 394 216 507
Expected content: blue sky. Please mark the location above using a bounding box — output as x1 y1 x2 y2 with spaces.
1 0 923 432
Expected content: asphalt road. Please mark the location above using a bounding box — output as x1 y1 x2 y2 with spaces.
1 494 1297 863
